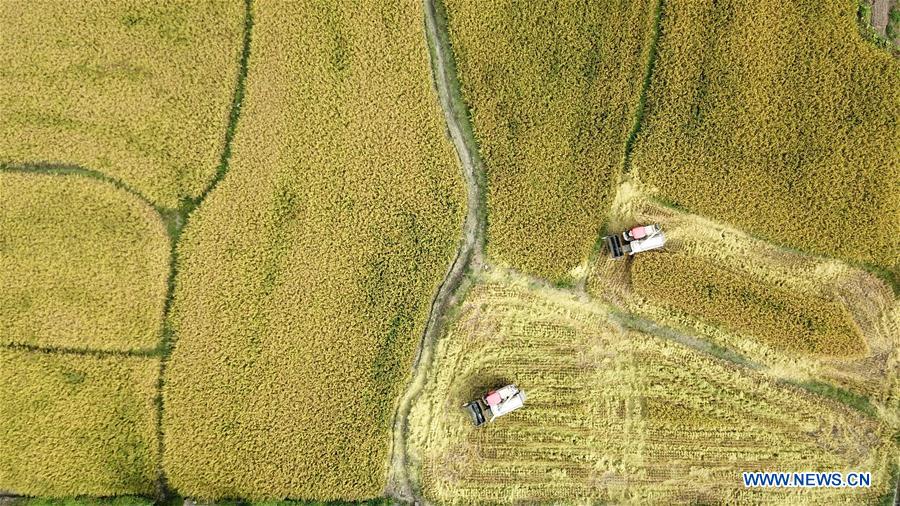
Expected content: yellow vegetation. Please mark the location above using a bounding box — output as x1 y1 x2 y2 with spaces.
0 172 169 352
631 251 867 357
632 0 900 271
409 271 896 504
0 349 159 497
0 0 245 207
162 0 465 500
587 194 899 399
443 0 657 280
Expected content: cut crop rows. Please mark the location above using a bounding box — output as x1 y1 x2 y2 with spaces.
408 272 897 504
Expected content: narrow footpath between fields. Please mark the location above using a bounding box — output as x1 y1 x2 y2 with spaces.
385 0 486 501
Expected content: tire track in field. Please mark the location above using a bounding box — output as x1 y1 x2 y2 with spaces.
385 0 486 501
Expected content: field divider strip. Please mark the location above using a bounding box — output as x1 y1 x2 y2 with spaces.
0 162 159 213
386 0 488 502
150 0 254 500
610 309 890 420
1 342 160 359
608 310 763 369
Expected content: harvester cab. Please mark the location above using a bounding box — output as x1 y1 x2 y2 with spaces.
463 384 526 427
604 224 666 259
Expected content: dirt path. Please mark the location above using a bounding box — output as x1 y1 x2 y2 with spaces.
385 0 486 502
872 0 892 38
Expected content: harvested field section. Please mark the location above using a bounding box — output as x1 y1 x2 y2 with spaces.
0 0 245 207
0 350 159 497
631 251 866 357
588 195 898 399
631 0 900 272
408 271 896 504
163 0 465 500
0 172 169 352
443 0 657 280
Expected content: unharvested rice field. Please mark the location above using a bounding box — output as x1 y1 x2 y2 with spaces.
442 0 658 281
631 0 900 272
588 193 899 402
631 251 866 357
408 270 897 504
1 0 898 503
0 350 160 497
162 0 464 500
0 172 169 352
0 0 245 207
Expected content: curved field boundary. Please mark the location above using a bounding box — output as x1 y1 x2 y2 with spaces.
152 0 253 499
0 162 156 211
385 0 487 502
0 0 254 500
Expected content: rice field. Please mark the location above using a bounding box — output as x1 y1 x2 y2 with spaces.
442 0 658 281
1 0 897 502
631 251 866 357
631 0 900 272
408 270 897 504
0 350 160 497
0 172 169 352
0 0 245 207
162 0 465 500
588 192 900 403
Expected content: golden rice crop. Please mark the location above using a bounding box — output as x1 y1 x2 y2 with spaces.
443 0 657 280
0 0 245 208
0 349 159 497
630 250 868 357
587 197 898 398
409 271 896 504
0 172 169 352
162 0 465 500
632 0 900 272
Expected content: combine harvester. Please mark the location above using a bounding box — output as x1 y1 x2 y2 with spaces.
604 224 666 259
464 384 526 427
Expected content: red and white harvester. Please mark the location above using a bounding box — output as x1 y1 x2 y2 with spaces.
464 384 526 427
604 224 666 259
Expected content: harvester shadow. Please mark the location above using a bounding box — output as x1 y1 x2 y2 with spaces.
457 373 514 406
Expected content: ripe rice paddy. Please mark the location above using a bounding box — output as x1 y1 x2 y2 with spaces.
631 0 900 273
442 0 659 281
408 269 897 504
0 350 160 497
0 0 246 207
0 171 169 352
162 0 465 500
